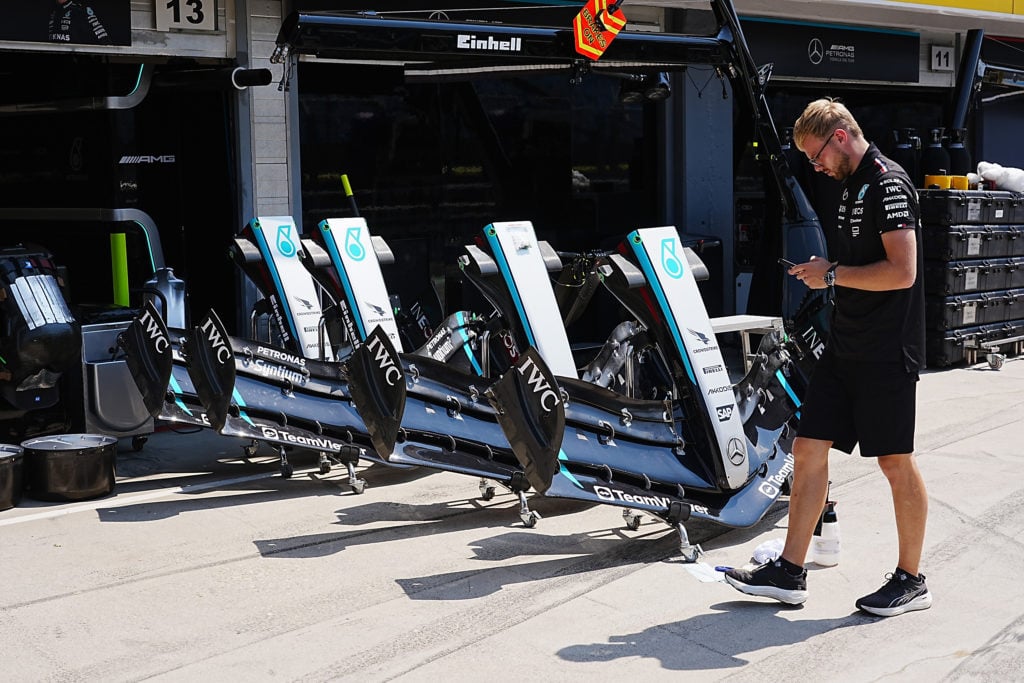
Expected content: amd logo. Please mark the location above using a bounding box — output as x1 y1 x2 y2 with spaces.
119 155 176 164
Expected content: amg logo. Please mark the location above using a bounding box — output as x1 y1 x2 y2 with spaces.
716 405 734 422
703 364 725 375
456 34 523 52
119 155 176 164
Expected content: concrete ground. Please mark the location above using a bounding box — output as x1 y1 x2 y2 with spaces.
1 354 1022 681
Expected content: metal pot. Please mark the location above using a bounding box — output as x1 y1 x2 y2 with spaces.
0 443 24 511
21 434 117 502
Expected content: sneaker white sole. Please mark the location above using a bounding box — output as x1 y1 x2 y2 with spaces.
857 592 933 617
724 574 808 605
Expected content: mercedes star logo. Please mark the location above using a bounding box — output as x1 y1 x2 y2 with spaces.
808 38 824 65
728 438 746 466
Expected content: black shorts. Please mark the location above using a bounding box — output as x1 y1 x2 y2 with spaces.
797 350 918 457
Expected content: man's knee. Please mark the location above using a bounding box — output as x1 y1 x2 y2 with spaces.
792 436 830 464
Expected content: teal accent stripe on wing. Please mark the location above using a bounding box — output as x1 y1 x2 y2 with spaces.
455 311 483 376
484 226 537 348
168 375 192 415
627 231 697 386
231 388 255 427
557 448 582 489
319 221 368 341
775 368 801 419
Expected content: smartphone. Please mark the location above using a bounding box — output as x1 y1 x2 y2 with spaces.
778 257 797 268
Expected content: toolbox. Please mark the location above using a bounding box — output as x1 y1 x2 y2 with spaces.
923 224 1024 261
926 289 1023 330
924 257 1024 295
919 189 1023 226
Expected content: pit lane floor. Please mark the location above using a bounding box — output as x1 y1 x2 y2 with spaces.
1 356 1022 681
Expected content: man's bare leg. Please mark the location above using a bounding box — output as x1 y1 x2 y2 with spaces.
877 453 928 576
781 436 832 566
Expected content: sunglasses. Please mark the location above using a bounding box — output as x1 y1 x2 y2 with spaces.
809 130 836 168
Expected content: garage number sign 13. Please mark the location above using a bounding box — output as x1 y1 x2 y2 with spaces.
155 0 217 32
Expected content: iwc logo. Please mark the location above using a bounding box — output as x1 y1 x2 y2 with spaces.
808 38 824 65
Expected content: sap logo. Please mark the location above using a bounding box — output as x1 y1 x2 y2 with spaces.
118 155 176 164
516 355 560 413
716 405 734 422
199 318 232 365
367 335 402 387
138 309 169 354
456 34 523 52
703 364 725 375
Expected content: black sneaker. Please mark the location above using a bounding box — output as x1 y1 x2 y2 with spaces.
856 568 933 617
724 560 808 605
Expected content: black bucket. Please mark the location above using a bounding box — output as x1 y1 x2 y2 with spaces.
0 444 24 511
21 434 117 502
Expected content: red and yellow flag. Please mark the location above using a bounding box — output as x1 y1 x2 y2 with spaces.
573 0 627 61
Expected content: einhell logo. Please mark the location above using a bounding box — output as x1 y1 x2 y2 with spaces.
119 155 176 164
456 34 522 52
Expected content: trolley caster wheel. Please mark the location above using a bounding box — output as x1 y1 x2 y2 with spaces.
520 511 540 528
679 545 702 563
131 435 148 452
280 462 294 479
481 486 496 501
623 509 643 531
988 352 1005 370
319 461 332 475
350 478 367 495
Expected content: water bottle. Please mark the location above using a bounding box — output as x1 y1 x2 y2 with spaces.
811 500 841 567
143 266 188 329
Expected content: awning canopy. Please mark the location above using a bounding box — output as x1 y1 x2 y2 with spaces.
272 2 735 76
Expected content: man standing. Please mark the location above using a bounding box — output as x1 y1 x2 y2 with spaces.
724 98 931 617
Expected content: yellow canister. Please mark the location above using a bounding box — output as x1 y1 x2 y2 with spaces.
924 174 951 189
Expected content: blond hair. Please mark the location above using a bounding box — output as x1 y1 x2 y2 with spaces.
793 98 864 149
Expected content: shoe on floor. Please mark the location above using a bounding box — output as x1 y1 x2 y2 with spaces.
856 568 933 617
724 559 808 605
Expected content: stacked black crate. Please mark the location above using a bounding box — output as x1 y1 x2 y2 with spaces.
921 189 1024 367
